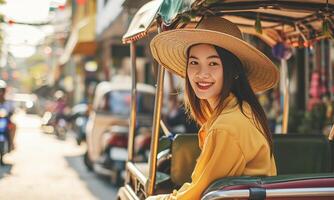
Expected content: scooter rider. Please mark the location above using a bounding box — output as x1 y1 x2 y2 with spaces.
0 80 16 151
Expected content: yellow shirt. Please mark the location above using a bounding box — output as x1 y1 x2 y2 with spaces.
147 95 277 200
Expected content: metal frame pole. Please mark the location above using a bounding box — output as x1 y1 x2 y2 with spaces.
281 59 289 134
128 42 137 162
147 61 165 195
305 48 310 107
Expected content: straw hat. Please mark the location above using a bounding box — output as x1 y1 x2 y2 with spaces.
150 16 279 93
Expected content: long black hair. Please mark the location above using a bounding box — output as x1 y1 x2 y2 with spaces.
185 45 273 155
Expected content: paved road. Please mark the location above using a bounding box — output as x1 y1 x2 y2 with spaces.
0 112 117 200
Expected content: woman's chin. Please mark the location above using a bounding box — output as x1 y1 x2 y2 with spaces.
195 94 210 100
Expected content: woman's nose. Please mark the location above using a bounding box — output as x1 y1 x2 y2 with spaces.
196 66 210 78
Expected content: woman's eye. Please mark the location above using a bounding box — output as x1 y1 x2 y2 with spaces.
189 61 197 65
209 62 219 66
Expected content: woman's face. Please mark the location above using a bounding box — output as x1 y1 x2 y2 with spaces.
187 44 223 108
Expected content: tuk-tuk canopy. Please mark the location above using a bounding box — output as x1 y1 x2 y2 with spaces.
157 0 334 46
122 0 163 43
158 0 196 25
123 0 334 45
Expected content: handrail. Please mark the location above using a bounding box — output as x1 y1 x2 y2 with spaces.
202 187 334 200
160 120 173 137
329 123 334 141
127 162 147 186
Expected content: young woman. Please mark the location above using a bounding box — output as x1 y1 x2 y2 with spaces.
148 16 279 200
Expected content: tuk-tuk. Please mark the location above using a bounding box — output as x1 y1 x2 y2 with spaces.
118 0 334 199
84 81 155 185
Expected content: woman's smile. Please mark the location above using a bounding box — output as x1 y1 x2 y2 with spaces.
196 81 215 90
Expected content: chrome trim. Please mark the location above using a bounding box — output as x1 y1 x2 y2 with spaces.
202 189 249 200
202 187 334 200
147 62 165 195
127 162 147 186
160 120 172 136
128 42 137 162
268 187 334 197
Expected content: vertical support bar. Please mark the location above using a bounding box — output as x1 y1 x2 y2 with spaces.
128 42 137 162
147 62 165 196
281 59 289 134
328 41 333 100
305 48 310 107
321 40 326 96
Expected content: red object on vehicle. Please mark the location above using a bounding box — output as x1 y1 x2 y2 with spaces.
108 134 128 147
76 0 86 5
8 20 14 26
58 5 66 10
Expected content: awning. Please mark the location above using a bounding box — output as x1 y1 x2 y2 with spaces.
122 0 164 43
59 16 97 65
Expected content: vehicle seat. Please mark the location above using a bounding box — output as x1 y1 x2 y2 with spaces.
273 134 333 174
170 134 201 187
157 133 334 194
202 173 334 200
155 134 200 194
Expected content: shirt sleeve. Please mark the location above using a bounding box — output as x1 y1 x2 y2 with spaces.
146 129 247 200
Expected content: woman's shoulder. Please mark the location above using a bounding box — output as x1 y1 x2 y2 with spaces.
209 102 260 139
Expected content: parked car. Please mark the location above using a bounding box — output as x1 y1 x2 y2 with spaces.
84 81 155 184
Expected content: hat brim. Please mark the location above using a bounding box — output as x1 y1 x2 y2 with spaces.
150 29 279 93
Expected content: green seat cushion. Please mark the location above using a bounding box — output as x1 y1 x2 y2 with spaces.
273 134 333 174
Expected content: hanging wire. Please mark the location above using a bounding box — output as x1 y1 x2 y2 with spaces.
255 13 263 34
295 23 308 42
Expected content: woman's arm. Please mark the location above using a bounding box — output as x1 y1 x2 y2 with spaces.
147 129 246 200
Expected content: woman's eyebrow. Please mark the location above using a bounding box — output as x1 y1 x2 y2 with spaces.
207 55 220 59
189 55 198 59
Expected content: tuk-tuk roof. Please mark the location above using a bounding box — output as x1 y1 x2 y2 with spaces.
122 0 164 43
123 0 333 45
157 0 334 45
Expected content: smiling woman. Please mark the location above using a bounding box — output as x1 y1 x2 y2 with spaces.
148 16 279 200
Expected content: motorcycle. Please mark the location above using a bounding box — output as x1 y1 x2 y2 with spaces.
70 103 88 145
87 125 152 186
54 116 68 140
94 125 129 186
0 108 10 165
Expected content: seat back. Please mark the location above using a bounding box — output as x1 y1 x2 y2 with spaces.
331 139 334 172
167 133 333 187
170 134 200 186
273 134 333 174
202 174 334 200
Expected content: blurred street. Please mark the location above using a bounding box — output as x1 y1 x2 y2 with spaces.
0 112 117 200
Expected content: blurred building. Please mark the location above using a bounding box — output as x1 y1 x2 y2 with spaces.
59 0 98 104
96 0 154 84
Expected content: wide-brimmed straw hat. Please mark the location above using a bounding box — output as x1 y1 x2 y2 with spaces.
150 16 279 93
